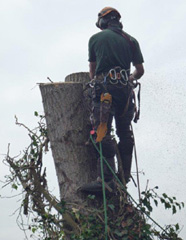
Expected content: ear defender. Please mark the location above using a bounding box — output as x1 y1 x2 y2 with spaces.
95 7 121 29
96 17 109 29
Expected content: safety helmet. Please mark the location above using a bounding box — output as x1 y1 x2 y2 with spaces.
96 7 121 29
98 7 121 19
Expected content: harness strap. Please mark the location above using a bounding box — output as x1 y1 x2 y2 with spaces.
108 27 136 56
133 82 141 123
119 81 141 123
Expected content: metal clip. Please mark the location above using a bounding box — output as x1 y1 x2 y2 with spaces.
109 69 118 84
88 79 95 88
120 69 128 85
109 69 116 80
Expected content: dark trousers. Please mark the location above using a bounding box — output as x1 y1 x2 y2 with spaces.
91 83 135 181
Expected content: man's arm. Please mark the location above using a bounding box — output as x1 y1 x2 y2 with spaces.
129 63 144 81
89 62 96 79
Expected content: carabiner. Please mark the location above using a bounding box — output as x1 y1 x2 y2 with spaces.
109 69 116 80
120 69 128 85
88 79 95 88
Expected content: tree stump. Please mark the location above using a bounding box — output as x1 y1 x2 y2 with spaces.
39 73 161 240
40 72 96 203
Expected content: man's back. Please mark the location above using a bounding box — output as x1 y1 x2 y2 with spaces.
89 28 143 76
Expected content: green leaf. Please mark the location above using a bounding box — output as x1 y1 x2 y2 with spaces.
154 199 158 207
148 205 153 212
165 202 171 209
141 207 146 212
122 237 128 240
175 202 181 210
60 199 66 206
32 227 37 233
34 111 38 116
114 229 123 237
168 197 173 204
172 205 177 214
108 204 115 211
12 183 18 190
127 218 133 226
32 140 38 147
31 149 35 155
162 193 168 198
175 223 180 231
121 229 128 236
88 194 95 200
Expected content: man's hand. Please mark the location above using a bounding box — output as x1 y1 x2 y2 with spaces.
129 63 144 82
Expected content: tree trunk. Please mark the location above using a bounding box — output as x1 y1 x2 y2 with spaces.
39 73 158 240
40 72 96 203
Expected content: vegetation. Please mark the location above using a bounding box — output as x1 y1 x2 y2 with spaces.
1 112 184 239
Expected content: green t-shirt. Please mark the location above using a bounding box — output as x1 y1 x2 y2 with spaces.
88 28 144 75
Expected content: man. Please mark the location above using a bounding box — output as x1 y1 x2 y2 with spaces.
81 7 144 193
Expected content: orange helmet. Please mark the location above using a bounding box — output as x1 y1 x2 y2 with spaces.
96 7 121 29
98 7 121 19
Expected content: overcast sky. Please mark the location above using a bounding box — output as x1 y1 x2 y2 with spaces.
0 0 186 239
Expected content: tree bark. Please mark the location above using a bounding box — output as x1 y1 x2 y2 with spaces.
40 72 96 203
39 73 157 240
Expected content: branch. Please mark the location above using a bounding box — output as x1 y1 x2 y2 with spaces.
6 154 80 235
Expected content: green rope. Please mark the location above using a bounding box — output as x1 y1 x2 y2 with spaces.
99 142 108 240
90 134 169 236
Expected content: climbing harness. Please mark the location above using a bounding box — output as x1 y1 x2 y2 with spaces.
93 67 130 86
87 68 141 141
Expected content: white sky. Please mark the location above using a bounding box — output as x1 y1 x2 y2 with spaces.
0 0 186 239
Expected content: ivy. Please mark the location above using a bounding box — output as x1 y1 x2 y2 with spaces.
1 112 184 240
141 186 184 216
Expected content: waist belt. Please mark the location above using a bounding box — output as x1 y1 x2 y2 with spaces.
96 67 130 86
